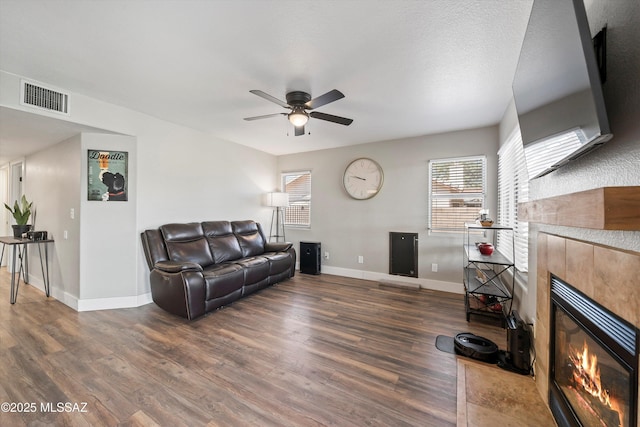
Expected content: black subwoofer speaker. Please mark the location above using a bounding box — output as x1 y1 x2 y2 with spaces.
300 242 321 275
497 310 532 375
506 310 531 372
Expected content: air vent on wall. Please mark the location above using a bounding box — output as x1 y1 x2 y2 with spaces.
20 80 70 115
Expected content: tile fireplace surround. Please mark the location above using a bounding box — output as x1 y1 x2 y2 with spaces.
520 186 640 424
534 233 640 423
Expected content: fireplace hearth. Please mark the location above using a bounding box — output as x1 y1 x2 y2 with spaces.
550 275 638 427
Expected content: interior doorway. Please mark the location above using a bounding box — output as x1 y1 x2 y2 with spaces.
1 161 24 269
0 165 7 240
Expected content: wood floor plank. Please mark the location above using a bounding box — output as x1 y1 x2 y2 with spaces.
126 410 162 427
0 268 508 426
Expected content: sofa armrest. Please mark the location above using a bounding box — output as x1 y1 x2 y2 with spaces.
154 261 203 273
149 268 206 319
264 242 293 252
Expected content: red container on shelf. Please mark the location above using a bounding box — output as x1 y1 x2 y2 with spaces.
478 242 494 255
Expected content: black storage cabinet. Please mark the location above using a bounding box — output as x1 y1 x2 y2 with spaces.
300 241 321 275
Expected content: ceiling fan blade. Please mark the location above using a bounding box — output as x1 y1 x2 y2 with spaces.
309 111 353 126
294 125 305 136
244 113 286 121
305 89 345 109
249 90 290 108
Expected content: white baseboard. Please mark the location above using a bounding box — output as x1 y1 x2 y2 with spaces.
317 265 463 294
51 287 79 310
27 263 460 313
24 273 153 312
49 288 153 312
76 293 153 312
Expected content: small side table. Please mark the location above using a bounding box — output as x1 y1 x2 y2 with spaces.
0 236 54 304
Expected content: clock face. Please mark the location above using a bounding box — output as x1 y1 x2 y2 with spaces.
343 158 384 200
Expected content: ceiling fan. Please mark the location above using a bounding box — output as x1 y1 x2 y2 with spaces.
244 89 353 136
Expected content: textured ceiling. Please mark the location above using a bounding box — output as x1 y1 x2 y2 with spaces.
0 0 533 162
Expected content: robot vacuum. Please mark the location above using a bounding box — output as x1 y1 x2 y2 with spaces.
454 332 499 363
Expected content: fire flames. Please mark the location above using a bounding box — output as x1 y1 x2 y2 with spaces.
569 340 623 426
570 340 612 406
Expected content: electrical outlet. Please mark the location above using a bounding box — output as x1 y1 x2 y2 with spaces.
358 255 364 264
431 263 438 272
64 230 68 239
70 208 75 219
324 251 330 260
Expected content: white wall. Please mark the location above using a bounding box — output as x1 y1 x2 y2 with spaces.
1 70 278 310
23 132 140 309
25 135 81 302
80 134 138 307
278 126 499 292
133 119 277 297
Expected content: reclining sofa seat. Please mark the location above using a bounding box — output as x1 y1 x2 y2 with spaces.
141 220 295 319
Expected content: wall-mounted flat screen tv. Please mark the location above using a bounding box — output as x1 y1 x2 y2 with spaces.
512 0 612 179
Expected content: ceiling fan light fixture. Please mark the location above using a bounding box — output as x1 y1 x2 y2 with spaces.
246 89 352 135
288 109 309 127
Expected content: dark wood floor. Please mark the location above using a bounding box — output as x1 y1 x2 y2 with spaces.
0 269 505 426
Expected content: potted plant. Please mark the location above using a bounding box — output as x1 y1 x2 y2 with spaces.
4 195 33 238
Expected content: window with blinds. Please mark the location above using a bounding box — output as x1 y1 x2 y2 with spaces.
498 128 529 272
523 129 584 179
428 156 486 232
281 171 311 227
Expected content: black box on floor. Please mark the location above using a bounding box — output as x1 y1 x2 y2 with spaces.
300 242 321 275
498 310 531 375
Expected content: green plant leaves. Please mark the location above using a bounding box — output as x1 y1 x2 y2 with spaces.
4 195 32 225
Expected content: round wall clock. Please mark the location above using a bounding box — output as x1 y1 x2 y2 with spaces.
343 157 384 200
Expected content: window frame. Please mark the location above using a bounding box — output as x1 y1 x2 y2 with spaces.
428 155 487 233
281 170 311 228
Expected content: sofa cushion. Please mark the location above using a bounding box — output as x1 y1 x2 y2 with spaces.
202 263 244 300
233 256 270 285
160 223 214 267
232 220 266 257
202 221 243 263
262 252 293 276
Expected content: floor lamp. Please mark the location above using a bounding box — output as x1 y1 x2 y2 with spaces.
266 192 289 242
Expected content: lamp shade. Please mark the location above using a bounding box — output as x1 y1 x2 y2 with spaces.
265 192 289 207
289 113 309 126
288 111 309 127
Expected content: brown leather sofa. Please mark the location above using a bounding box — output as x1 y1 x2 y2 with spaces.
141 220 296 319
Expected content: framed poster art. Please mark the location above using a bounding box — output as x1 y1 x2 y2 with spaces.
87 150 128 201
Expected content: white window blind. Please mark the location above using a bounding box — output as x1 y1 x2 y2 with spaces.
523 129 584 179
498 128 529 272
429 156 486 232
282 171 311 227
